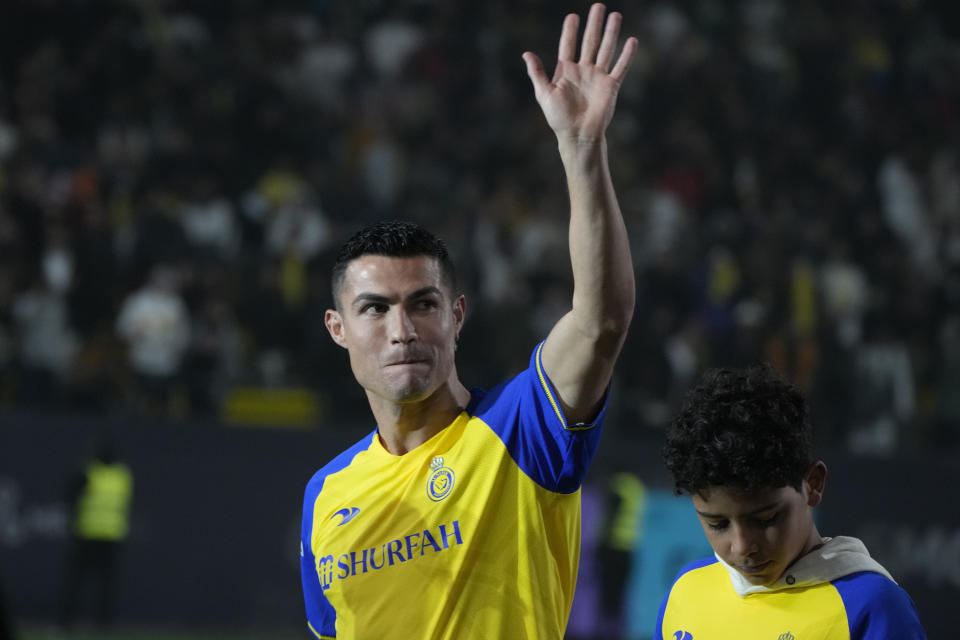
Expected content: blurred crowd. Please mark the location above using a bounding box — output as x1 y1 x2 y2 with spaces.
0 0 958 454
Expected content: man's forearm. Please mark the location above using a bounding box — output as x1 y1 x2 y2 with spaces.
559 135 635 342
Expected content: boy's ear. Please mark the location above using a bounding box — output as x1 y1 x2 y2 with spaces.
805 461 828 508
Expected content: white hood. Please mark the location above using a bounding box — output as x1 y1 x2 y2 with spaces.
717 536 895 597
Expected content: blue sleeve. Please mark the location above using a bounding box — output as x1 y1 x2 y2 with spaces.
301 471 337 639
653 592 668 640
300 434 375 638
469 341 607 493
833 572 927 640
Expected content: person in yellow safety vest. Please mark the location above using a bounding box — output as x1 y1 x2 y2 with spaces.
73 461 133 542
595 470 645 640
58 438 133 632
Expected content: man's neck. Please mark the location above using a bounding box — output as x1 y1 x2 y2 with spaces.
369 380 471 455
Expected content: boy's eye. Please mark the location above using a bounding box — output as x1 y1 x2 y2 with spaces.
706 521 728 531
757 512 779 527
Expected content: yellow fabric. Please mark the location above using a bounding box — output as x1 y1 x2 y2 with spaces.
258 170 303 208
708 250 740 304
791 260 817 337
280 251 306 307
307 621 334 640
309 414 581 639
608 473 645 551
75 462 133 541
222 387 322 427
661 561 851 639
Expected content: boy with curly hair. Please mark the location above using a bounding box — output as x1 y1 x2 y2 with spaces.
656 364 926 639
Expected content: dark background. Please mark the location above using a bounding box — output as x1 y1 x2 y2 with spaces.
1 0 959 637
2 413 956 637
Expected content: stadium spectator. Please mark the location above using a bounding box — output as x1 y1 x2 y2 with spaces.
11 272 78 406
115 265 191 415
178 175 240 260
595 470 645 640
0 1 955 455
848 311 916 455
58 433 133 632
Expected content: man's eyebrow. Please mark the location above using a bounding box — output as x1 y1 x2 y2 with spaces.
350 287 443 307
350 292 391 307
695 501 780 519
408 286 443 299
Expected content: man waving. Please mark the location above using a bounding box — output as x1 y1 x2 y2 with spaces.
300 5 637 638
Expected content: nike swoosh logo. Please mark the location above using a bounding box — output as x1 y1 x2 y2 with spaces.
331 507 360 526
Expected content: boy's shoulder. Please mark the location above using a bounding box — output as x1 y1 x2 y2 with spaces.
832 570 921 612
668 556 723 591
676 556 719 577
832 571 927 639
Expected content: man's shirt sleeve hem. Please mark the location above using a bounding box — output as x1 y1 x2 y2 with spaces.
308 621 334 639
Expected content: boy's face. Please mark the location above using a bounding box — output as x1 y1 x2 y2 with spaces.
691 463 826 586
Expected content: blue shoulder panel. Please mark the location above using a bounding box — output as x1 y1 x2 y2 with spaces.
832 571 927 640
468 342 606 494
654 557 717 640
300 431 376 639
674 556 719 578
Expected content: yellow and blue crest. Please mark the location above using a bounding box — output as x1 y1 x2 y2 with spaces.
427 456 455 502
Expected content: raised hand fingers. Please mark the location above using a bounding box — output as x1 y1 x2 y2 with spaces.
522 51 549 99
578 3 606 64
541 3 637 90
609 35 638 82
595 10 622 71
557 13 580 62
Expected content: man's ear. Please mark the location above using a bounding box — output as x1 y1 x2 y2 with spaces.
325 309 348 349
453 294 466 332
804 461 828 508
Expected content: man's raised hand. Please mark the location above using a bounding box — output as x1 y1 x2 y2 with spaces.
522 3 638 143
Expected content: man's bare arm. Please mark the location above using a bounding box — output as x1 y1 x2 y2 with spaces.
522 3 637 423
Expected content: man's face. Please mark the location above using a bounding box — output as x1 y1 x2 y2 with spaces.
691 466 825 586
325 255 465 405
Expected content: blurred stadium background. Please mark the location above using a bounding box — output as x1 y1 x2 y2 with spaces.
1 0 958 638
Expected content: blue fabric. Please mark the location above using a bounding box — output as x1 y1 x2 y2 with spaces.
470 342 606 494
300 433 376 638
833 571 927 639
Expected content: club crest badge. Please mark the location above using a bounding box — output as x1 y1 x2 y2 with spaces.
427 456 455 502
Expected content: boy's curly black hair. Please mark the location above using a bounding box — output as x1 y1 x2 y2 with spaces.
662 363 812 496
331 220 457 308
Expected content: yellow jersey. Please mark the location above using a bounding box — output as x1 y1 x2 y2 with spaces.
300 343 605 639
656 545 926 640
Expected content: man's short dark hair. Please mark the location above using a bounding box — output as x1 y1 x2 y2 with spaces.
331 220 457 307
662 364 812 496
